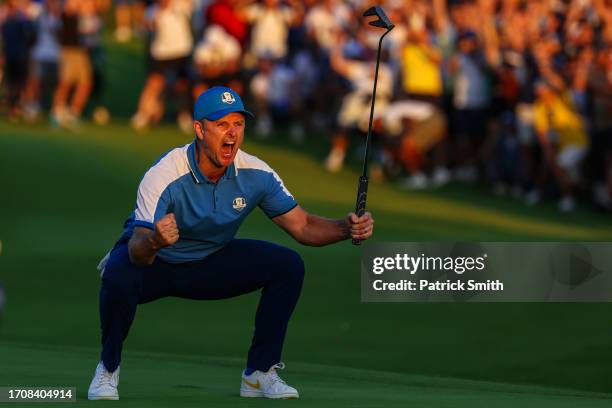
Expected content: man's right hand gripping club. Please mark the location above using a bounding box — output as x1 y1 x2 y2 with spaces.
128 213 179 265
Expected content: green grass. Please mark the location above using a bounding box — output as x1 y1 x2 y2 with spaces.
1 120 612 404
1 39 612 406
1 342 611 407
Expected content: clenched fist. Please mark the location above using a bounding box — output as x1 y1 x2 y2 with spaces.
347 211 374 241
152 213 179 249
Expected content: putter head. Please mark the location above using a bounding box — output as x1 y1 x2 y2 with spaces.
363 6 394 31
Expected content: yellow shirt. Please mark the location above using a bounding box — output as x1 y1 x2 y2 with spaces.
401 44 442 96
534 92 588 149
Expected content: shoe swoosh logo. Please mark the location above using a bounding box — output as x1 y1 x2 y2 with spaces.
243 379 261 389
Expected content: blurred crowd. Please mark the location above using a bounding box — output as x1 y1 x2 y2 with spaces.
1 0 611 212
0 0 111 126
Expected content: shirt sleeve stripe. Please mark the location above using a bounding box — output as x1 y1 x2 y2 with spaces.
134 145 191 224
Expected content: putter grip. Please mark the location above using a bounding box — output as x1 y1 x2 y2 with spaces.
352 176 369 246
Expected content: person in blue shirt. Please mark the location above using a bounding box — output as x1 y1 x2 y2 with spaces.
88 86 374 401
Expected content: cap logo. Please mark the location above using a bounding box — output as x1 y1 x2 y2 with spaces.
221 92 236 104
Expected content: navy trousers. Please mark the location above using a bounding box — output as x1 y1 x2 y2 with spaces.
99 238 305 372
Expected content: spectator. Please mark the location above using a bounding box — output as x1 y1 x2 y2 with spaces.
527 78 589 212
192 24 243 99
114 0 146 43
384 1 408 63
205 0 248 47
394 19 450 187
238 0 303 61
0 0 36 120
26 0 62 120
304 0 351 53
324 29 393 173
131 0 194 132
400 21 443 105
250 54 300 139
81 0 110 125
448 30 491 182
288 37 320 138
51 0 94 128
500 11 539 196
382 99 448 189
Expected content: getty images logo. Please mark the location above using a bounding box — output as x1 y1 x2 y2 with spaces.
221 92 236 104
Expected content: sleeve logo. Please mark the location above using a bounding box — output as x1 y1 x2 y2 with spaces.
232 197 247 210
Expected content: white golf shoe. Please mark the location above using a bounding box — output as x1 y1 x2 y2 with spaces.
88 361 119 400
240 363 299 399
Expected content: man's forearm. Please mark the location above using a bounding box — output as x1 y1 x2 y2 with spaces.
272 206 374 245
296 215 350 246
128 230 161 265
128 215 180 265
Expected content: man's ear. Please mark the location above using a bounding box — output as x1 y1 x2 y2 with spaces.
194 121 205 141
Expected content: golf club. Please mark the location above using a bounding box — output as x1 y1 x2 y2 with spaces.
352 6 394 245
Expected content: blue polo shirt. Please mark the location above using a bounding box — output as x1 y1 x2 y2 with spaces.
119 142 297 263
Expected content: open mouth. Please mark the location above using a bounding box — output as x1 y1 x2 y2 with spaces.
221 141 236 159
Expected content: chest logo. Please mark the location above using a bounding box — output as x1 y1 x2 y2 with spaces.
233 197 247 211
221 92 236 104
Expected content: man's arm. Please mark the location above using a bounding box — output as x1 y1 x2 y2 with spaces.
272 205 374 246
128 213 179 265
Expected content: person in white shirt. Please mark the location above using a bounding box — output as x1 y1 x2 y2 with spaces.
249 54 299 139
304 0 351 53
131 0 194 132
324 31 393 173
192 24 243 100
239 0 302 60
25 0 61 120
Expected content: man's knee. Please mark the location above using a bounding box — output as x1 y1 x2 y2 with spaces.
275 247 305 285
101 249 141 298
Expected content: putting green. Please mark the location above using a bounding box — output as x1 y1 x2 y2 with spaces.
1 342 610 408
1 119 612 400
